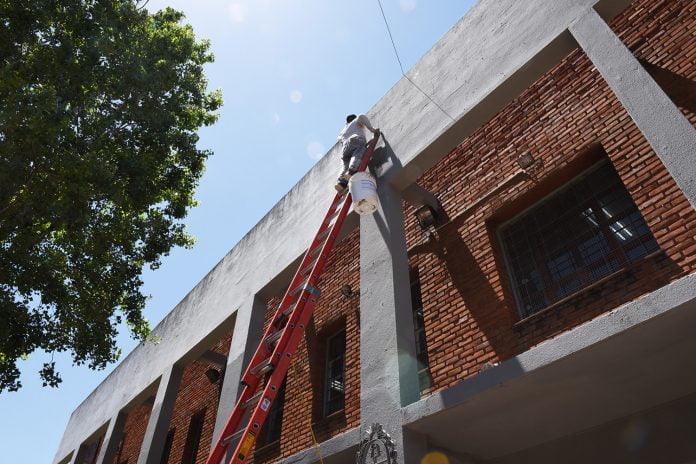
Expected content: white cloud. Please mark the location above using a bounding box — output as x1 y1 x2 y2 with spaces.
289 90 303 104
228 3 246 23
271 113 280 124
399 0 416 12
307 141 325 160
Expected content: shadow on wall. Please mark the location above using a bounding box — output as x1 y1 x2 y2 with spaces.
376 136 516 370
639 59 696 117
408 206 517 365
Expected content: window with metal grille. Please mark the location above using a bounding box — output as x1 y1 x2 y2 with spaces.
324 329 346 416
258 379 286 446
181 409 205 464
411 275 432 392
499 160 659 318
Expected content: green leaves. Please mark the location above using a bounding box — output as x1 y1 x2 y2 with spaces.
0 0 221 392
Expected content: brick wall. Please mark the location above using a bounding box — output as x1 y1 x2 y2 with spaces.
163 331 232 464
113 330 232 464
403 0 695 395
113 400 153 464
253 229 361 463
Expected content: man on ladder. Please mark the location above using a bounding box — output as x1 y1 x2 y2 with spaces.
206 125 381 464
335 114 379 193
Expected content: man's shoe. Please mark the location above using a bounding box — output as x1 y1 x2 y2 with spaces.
334 178 348 194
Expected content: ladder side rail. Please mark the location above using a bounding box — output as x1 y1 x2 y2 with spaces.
206 215 340 464
235 131 379 391
270 198 343 321
242 186 356 403
229 284 324 464
209 132 381 464
236 195 348 389
206 205 343 464
355 131 380 172
227 133 381 463
261 132 380 374
244 131 380 389
205 382 258 464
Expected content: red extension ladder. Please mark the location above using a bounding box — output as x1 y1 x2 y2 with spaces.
206 131 381 464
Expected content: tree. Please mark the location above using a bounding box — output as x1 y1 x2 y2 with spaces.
0 0 222 392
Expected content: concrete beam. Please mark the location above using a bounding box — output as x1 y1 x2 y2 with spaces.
401 273 696 459
276 427 360 464
68 449 83 464
360 180 424 463
136 365 183 464
211 295 266 445
491 391 696 464
94 412 127 464
200 350 228 368
569 7 696 210
401 183 441 212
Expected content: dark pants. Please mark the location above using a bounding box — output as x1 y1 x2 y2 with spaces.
337 135 367 181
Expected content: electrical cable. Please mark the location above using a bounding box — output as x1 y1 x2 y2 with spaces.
375 0 456 123
291 359 325 464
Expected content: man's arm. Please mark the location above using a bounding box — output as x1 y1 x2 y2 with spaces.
357 114 378 134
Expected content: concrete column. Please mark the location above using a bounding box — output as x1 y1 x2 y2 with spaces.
136 365 183 464
94 412 127 464
360 182 425 464
569 7 696 209
211 295 266 444
68 449 82 464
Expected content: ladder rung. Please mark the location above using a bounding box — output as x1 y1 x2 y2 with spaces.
290 277 309 296
243 390 264 409
324 208 341 224
221 428 245 446
309 244 323 258
281 303 297 319
250 359 274 376
300 256 320 276
316 227 332 242
264 330 283 347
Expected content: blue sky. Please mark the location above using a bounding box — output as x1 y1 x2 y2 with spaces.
0 1 474 462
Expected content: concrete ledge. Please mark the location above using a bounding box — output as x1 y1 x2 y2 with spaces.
403 272 696 424
402 272 696 459
277 427 360 464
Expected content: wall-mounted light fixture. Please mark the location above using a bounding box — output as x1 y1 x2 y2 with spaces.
516 153 535 170
415 204 438 230
205 367 222 384
340 284 356 299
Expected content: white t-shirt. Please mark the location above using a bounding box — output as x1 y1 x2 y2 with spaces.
337 114 375 143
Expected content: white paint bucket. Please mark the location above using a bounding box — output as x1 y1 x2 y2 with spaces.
349 172 379 215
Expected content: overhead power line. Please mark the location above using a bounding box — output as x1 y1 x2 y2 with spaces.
375 0 456 123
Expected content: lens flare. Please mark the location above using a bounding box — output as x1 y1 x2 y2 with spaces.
421 451 450 464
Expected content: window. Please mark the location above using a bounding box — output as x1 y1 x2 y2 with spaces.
324 329 346 416
115 433 126 464
78 437 103 464
181 410 206 464
411 274 432 392
258 379 286 446
499 160 659 318
159 429 175 464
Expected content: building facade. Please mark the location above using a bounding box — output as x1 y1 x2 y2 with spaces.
55 0 696 463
